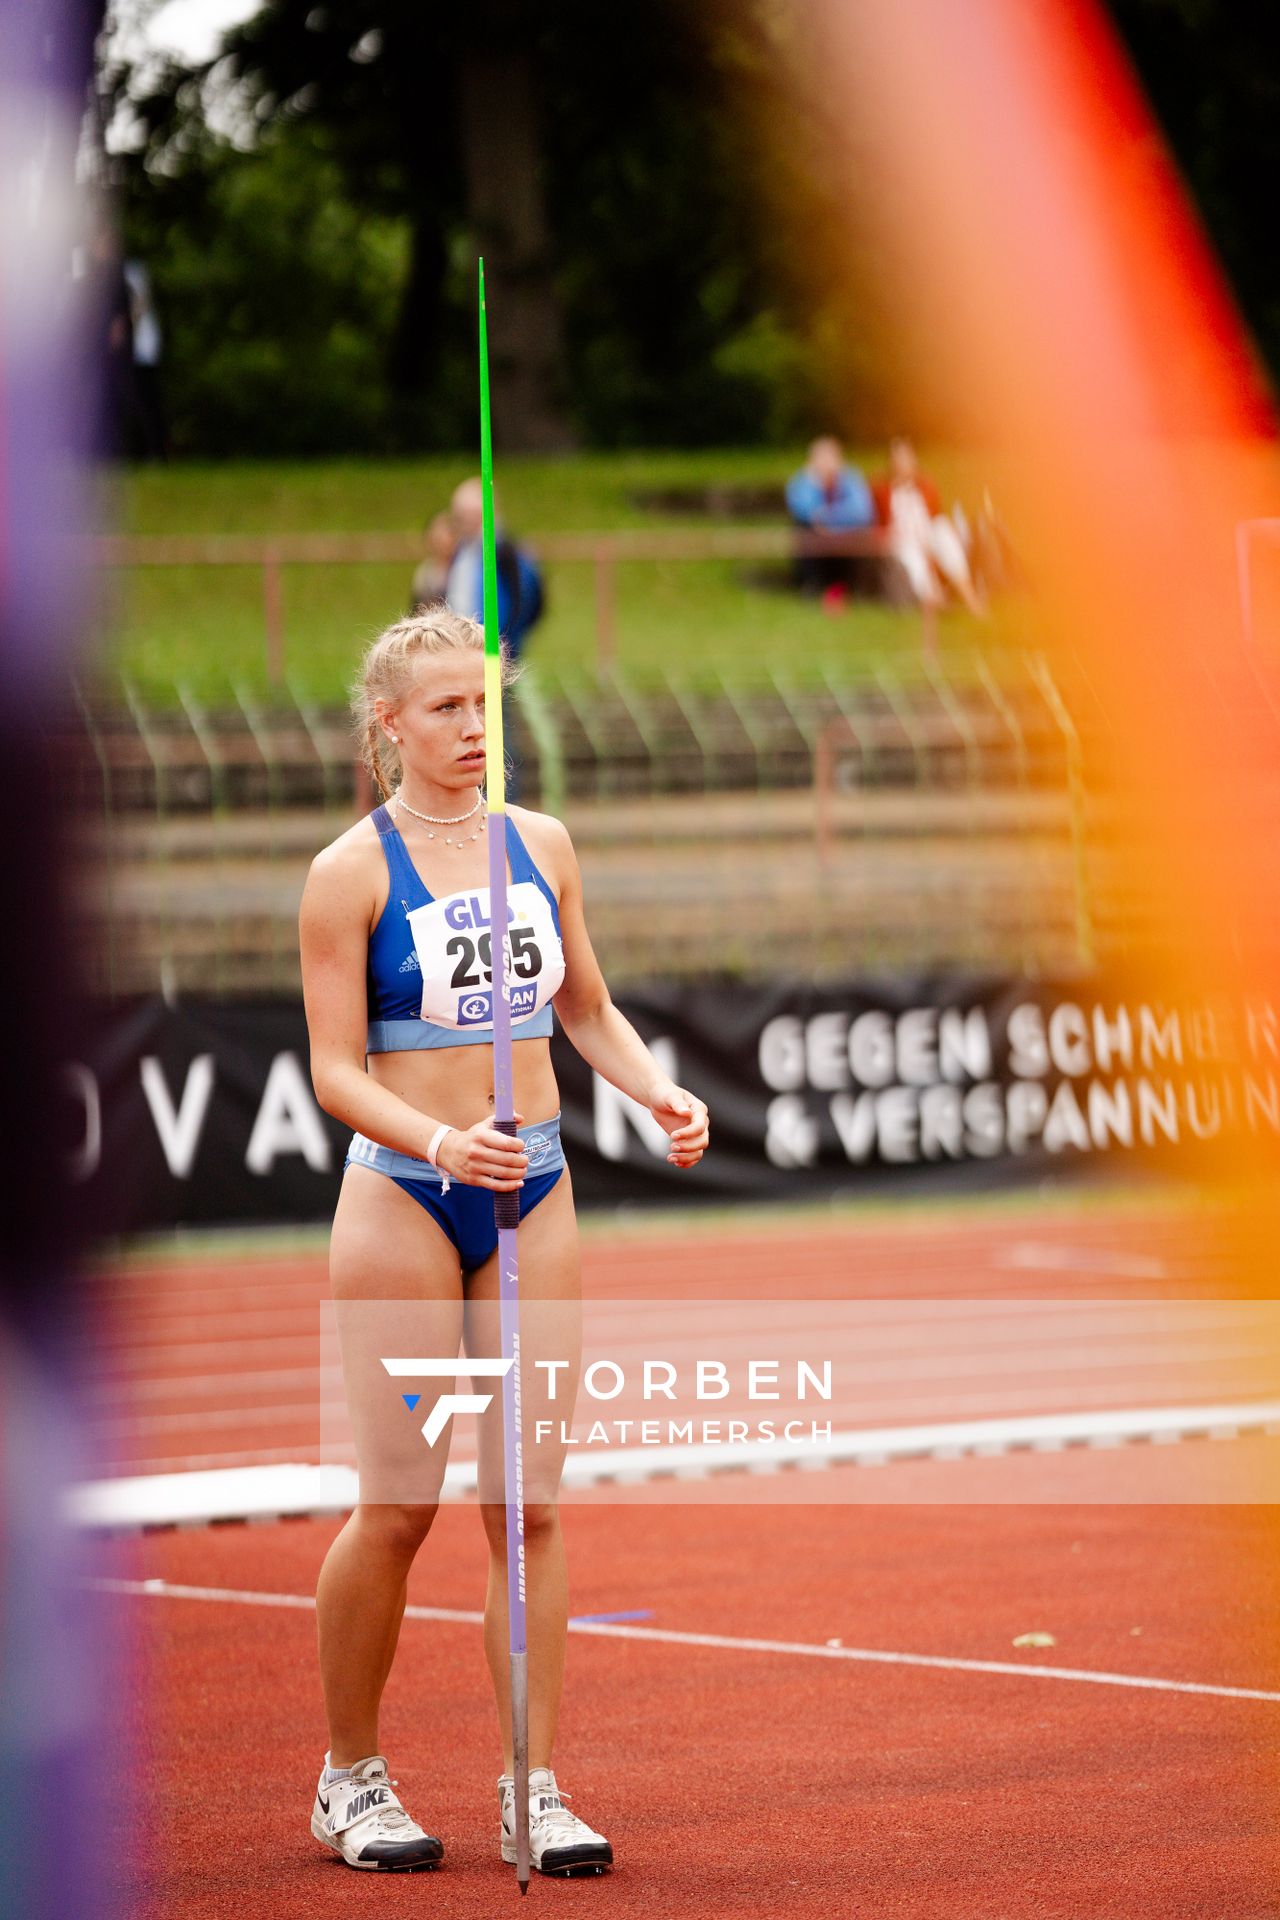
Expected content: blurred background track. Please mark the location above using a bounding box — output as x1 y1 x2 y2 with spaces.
86 1193 1280 1484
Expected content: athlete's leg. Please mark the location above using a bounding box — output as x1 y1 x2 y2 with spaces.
466 1168 582 1774
318 1165 464 1764
375 1577 409 1700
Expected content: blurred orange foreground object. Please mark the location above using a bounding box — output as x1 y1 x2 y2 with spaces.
795 0 1280 1024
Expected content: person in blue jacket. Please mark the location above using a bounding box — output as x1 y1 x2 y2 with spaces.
444 477 544 659
785 435 876 599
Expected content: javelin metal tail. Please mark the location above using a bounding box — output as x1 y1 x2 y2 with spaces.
510 1648 530 1889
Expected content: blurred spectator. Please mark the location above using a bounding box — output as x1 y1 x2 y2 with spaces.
871 437 986 616
83 221 132 457
123 258 168 459
444 476 545 659
785 435 876 603
409 511 457 613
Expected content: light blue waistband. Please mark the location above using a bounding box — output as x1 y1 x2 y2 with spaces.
345 1113 565 1185
367 1006 554 1053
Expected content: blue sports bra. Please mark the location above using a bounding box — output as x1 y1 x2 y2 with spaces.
365 804 566 1054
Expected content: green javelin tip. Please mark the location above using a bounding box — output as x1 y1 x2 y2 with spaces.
478 257 501 666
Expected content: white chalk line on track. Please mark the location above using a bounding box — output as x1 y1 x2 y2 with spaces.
82 1576 1280 1706
66 1399 1280 1530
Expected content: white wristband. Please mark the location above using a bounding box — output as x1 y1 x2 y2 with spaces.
426 1123 453 1194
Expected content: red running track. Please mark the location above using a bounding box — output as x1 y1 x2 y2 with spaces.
89 1198 1280 1918
103 1494 1280 1920
85 1200 1280 1478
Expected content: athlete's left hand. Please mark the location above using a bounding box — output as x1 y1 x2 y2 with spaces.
647 1080 710 1168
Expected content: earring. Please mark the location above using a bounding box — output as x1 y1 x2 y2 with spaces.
389 734 399 743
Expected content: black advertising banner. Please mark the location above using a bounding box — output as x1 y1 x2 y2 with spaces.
69 979 1279 1232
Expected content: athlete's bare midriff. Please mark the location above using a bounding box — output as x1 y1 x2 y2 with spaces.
366 1040 561 1138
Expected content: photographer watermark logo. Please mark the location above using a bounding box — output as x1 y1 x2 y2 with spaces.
381 1356 514 1446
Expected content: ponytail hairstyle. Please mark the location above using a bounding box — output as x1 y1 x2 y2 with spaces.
351 604 520 802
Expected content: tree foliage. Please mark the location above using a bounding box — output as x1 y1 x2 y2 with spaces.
108 0 828 454
1110 0 1280 375
105 0 1280 457
120 119 420 454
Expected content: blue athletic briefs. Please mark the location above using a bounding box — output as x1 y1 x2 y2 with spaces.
345 1117 566 1271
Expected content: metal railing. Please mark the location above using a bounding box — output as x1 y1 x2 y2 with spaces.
94 526 910 677
61 653 1108 997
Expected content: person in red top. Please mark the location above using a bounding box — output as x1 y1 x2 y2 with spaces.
871 437 986 616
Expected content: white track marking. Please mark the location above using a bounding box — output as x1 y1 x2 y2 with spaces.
82 1576 1280 1705
98 1372 1280 1455
997 1242 1171 1279
65 1399 1280 1528
88 1307 1280 1435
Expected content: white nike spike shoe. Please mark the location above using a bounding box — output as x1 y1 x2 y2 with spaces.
311 1754 443 1871
498 1766 613 1876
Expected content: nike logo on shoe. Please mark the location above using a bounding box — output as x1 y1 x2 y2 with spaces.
317 1790 330 1813
348 1787 391 1819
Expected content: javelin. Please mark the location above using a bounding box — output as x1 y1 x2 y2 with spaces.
478 257 531 1895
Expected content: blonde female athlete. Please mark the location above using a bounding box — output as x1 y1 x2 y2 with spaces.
299 609 710 1877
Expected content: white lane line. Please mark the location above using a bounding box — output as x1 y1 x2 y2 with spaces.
64 1399 1280 1529
997 1243 1170 1279
83 1576 1280 1705
115 1379 1279 1475
92 1365 1280 1448
87 1374 1278 1448
92 1334 1273 1401
91 1304 1280 1398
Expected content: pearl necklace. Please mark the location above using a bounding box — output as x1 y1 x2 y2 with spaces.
394 789 487 847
